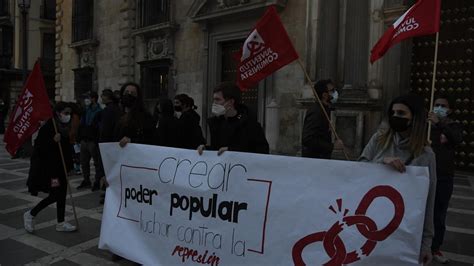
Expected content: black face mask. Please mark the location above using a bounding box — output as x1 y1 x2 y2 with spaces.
121 94 137 108
389 116 411 132
174 106 182 112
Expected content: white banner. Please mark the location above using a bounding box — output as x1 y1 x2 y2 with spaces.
98 143 429 265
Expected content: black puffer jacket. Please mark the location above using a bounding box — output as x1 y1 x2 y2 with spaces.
301 104 333 159
175 109 206 149
27 119 73 195
207 105 269 154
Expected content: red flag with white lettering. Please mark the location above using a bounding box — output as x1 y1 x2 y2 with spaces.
370 0 441 63
4 61 53 156
235 6 299 91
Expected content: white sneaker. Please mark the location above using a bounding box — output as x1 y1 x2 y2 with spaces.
433 250 450 264
56 222 77 232
23 210 35 233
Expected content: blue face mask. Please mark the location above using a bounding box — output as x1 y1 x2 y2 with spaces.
433 106 449 118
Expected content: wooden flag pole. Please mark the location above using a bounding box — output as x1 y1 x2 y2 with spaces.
427 32 440 142
52 118 79 229
297 59 350 160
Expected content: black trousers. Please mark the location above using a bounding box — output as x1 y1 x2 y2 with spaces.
31 183 67 223
431 178 454 252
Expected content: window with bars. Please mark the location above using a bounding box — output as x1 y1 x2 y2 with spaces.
140 61 170 99
72 0 93 42
0 25 13 68
0 0 8 16
137 0 170 28
41 0 56 20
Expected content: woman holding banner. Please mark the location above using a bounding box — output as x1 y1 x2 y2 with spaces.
24 102 76 233
359 94 436 265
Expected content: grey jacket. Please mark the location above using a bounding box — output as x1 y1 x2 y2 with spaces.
359 131 436 252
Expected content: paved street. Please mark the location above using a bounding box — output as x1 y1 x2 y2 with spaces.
0 137 474 265
0 137 136 265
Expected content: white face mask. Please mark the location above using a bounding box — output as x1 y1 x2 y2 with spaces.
84 99 92 106
433 106 448 118
330 90 339 104
211 103 226 116
60 114 71 124
174 111 182 119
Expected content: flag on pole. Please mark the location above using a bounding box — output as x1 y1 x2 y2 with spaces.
370 0 441 64
234 6 299 91
4 61 53 156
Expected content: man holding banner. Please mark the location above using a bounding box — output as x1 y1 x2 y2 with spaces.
197 82 269 155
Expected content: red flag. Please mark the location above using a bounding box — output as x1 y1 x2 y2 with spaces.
4 61 53 156
235 6 299 90
370 0 441 63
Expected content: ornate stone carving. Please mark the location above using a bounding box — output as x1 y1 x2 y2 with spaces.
147 36 169 59
80 46 96 68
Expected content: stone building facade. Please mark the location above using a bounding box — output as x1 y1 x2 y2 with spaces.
54 0 474 171
1 0 56 115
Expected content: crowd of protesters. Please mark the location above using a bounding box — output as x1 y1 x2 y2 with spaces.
17 79 463 265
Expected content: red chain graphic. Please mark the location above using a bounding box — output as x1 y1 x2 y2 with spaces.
292 185 405 266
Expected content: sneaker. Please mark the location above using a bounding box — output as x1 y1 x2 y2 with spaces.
76 180 91 189
433 250 450 264
23 211 35 233
56 222 77 232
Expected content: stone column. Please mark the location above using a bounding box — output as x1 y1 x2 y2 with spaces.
367 0 384 100
316 0 340 80
265 99 279 153
343 0 369 89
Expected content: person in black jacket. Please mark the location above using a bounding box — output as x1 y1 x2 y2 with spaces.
115 82 154 146
77 91 103 190
197 82 269 155
301 79 343 159
154 98 178 147
174 94 205 149
428 94 463 264
99 89 121 143
24 102 76 233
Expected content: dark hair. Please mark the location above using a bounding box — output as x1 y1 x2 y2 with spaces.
118 82 146 128
89 91 98 100
213 82 241 105
434 92 454 109
314 79 332 99
175 94 197 110
159 98 174 117
54 102 70 113
378 94 428 157
101 89 114 100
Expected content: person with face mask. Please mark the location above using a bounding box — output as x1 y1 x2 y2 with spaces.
359 94 437 266
173 94 205 149
24 102 76 233
302 79 344 159
77 91 103 191
114 82 155 147
197 82 269 155
427 94 463 264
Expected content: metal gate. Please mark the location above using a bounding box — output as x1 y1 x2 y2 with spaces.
410 0 474 172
